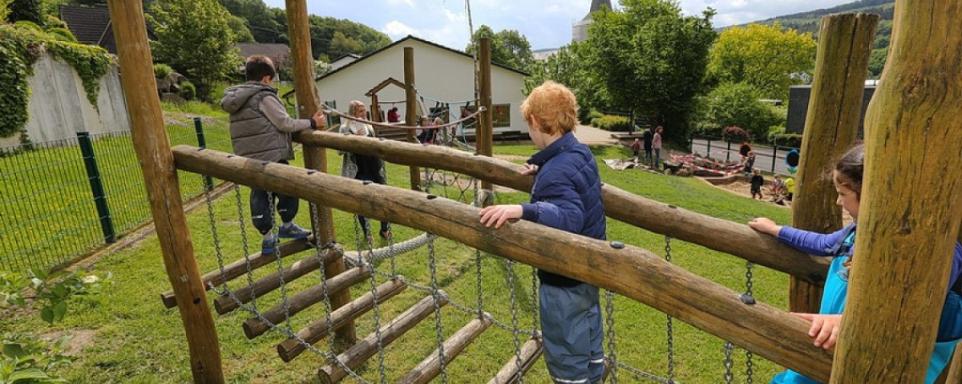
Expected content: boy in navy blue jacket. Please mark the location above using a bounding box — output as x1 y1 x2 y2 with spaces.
480 81 607 384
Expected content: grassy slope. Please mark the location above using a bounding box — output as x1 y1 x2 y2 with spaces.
1 142 800 383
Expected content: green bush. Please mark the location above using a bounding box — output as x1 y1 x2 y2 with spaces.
0 39 31 138
591 114 632 132
45 27 77 42
0 0 11 22
153 63 174 79
8 0 42 25
770 133 803 148
179 80 196 101
695 82 784 141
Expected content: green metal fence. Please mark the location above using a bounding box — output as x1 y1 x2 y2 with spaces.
0 119 232 273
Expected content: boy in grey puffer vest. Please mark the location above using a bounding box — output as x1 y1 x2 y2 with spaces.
221 55 326 255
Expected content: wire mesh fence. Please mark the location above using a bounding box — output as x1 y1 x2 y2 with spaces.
0 118 233 273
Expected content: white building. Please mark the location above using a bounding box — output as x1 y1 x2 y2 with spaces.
329 54 361 71
315 35 530 137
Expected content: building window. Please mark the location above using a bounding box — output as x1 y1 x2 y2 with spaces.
493 104 511 127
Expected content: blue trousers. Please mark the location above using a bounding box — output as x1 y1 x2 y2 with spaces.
540 282 605 384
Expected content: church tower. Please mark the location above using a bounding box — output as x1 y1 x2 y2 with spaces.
572 0 613 42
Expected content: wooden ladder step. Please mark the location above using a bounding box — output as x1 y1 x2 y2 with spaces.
213 247 340 314
242 265 372 339
398 313 493 384
488 333 543 384
318 292 450 384
276 277 408 362
160 237 314 308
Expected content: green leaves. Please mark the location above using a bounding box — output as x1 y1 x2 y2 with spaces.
708 23 817 100
466 25 535 72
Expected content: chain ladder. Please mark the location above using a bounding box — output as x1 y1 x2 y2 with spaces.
744 262 755 384
233 185 259 312
505 258 525 384
354 213 389 383
664 236 676 383
307 201 341 366
427 236 449 383
605 289 619 384
723 341 735 384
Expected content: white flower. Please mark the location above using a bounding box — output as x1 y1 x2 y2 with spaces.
82 275 99 284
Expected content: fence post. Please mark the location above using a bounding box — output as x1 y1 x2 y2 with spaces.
193 118 214 192
726 141 731 162
771 145 778 174
706 138 711 159
77 131 116 244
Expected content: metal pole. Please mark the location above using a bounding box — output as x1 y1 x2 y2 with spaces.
706 139 712 159
726 141 731 162
771 145 778 174
77 132 116 244
193 118 214 191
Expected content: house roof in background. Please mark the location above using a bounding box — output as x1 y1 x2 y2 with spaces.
59 4 115 52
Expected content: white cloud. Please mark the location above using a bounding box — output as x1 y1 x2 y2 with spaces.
383 20 418 39
386 0 416 7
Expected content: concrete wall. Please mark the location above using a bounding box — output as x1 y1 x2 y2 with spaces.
2 53 131 147
316 38 528 136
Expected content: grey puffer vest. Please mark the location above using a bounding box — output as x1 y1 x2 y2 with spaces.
221 83 293 162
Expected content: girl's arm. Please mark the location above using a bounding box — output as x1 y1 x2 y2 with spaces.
749 218 851 256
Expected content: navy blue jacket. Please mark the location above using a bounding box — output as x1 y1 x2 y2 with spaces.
521 132 606 286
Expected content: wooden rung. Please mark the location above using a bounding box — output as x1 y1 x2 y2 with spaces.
398 313 493 384
318 292 450 384
276 277 408 362
242 265 372 339
488 333 543 384
213 247 340 314
160 237 315 308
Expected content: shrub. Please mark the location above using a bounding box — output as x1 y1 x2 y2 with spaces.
722 126 750 143
770 133 803 148
153 63 174 79
695 82 784 140
45 27 77 42
179 80 196 100
591 114 632 132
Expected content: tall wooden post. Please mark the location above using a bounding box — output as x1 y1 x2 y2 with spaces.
105 1 224 382
477 37 494 206
790 13 877 313
404 47 422 191
284 0 356 345
830 2 962 382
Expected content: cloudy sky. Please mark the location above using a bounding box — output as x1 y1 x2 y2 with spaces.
263 0 853 50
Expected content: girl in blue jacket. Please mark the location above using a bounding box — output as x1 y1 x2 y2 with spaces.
749 144 962 383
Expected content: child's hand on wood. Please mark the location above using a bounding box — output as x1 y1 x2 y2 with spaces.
792 313 842 350
748 217 781 237
479 205 523 229
520 164 539 176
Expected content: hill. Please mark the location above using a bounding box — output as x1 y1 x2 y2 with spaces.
744 0 894 77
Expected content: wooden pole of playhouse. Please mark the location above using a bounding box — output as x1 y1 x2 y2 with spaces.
404 47 422 191
285 0 356 345
829 2 962 382
104 1 223 382
790 13 877 313
478 37 494 206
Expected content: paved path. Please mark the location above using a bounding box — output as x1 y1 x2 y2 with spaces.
690 139 795 176
574 124 618 145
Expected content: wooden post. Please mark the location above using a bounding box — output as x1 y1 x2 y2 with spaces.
172 147 837 380
105 1 224 382
790 13 878 314
478 37 494 206
830 3 962 383
404 47 422 191
371 94 382 123
284 0 356 345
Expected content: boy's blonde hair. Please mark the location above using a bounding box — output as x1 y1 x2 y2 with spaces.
521 81 578 135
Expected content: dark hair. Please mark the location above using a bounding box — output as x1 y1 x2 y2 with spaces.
834 144 865 196
245 55 276 82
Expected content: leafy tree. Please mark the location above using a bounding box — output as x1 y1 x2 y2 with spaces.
868 47 887 78
708 23 816 100
308 15 390 61
587 0 716 143
149 0 240 101
526 41 608 121
219 0 287 43
466 25 534 71
0 0 11 22
227 14 254 43
695 82 784 140
8 0 43 25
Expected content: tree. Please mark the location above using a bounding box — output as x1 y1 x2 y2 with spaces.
1 0 12 22
8 0 43 25
308 15 390 61
466 25 534 71
587 0 716 143
708 23 816 100
695 82 784 140
219 0 286 43
868 47 887 78
228 15 254 43
526 41 608 121
149 0 240 101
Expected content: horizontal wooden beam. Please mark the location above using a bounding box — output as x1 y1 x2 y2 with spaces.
318 293 449 383
172 146 835 381
213 247 339 314
276 277 408 362
398 314 493 384
160 237 313 308
242 265 371 339
489 335 543 384
295 131 829 283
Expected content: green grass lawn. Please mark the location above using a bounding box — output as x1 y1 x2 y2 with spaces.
1 140 799 383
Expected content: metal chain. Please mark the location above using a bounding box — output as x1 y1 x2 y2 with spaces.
505 259 525 384
354 214 389 384
664 236 675 383
605 290 619 384
265 191 295 334
308 201 340 363
530 266 538 335
473 176 485 318
744 262 755 384
723 341 734 384
233 185 258 312
427 236 449 384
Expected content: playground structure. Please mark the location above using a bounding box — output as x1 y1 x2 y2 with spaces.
104 1 962 383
